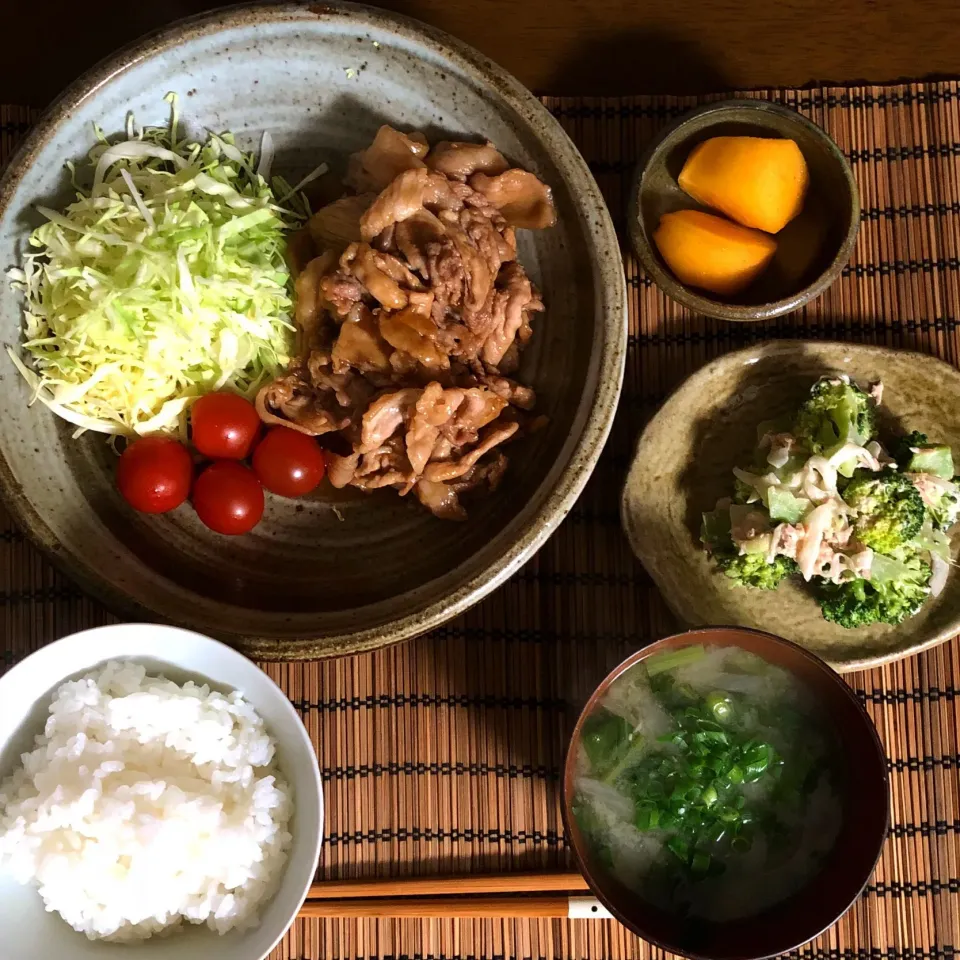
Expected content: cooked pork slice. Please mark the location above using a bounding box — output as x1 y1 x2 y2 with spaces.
443 387 507 442
255 371 350 437
360 169 468 241
422 173 471 212
413 450 509 520
379 304 451 370
358 388 421 453
405 383 454 474
414 479 468 521
422 421 519 482
468 169 557 230
319 272 366 319
425 140 509 181
498 226 517 262
308 194 374 250
431 318 483 363
345 125 429 193
445 222 494 317
340 243 408 311
423 232 467 311
360 168 431 241
351 436 417 491
331 307 393 374
451 451 509 493
326 451 360 488
481 262 542 367
394 209 446 274
460 208 508 278
369 248 425 291
470 374 536 410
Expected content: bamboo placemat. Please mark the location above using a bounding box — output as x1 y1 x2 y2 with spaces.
2 81 960 959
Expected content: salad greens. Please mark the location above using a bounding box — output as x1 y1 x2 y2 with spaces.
7 94 318 437
702 376 959 629
573 645 840 920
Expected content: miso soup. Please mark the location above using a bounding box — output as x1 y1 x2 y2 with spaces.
572 644 842 921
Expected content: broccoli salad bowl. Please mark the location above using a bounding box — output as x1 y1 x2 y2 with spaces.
621 340 960 672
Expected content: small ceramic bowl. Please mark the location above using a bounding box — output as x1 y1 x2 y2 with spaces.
621 340 960 671
0 624 323 960
562 626 889 960
628 99 859 321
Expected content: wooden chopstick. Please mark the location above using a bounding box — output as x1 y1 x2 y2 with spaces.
301 895 575 919
298 871 609 919
306 870 590 900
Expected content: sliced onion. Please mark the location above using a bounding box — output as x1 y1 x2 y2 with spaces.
257 130 275 180
930 553 950 598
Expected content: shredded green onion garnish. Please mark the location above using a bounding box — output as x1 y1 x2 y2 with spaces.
6 93 321 436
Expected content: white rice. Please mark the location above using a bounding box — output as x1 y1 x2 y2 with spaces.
0 660 293 941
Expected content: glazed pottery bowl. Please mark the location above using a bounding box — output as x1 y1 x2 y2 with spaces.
0 2 626 658
621 340 960 671
0 623 323 960
629 99 859 321
563 627 889 960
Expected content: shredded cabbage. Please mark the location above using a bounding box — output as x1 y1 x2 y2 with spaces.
7 94 317 436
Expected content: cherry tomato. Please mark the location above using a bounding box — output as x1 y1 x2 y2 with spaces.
193 461 265 535
190 392 261 460
252 427 327 497
117 435 193 514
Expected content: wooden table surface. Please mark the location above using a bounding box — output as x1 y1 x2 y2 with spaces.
3 0 956 108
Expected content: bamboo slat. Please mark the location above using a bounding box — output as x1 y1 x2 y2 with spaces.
2 83 960 958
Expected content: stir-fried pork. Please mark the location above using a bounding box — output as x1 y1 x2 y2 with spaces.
260 126 555 518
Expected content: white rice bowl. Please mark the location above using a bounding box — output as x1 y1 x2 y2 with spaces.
0 660 293 941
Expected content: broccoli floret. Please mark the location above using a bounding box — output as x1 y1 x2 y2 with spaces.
933 484 960 530
793 377 879 454
716 553 798 590
819 542 931 628
844 469 925 553
891 430 929 469
909 474 960 531
817 573 930 628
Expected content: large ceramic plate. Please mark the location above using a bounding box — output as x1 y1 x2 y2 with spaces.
0 3 626 658
621 340 960 671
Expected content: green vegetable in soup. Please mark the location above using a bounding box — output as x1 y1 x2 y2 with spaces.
581 708 635 781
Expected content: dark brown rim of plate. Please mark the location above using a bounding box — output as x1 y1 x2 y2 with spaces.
0 1 627 659
562 626 890 960
627 99 861 322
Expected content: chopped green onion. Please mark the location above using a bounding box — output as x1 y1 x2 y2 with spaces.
667 836 689 861
691 851 712 875
644 645 706 677
705 692 735 723
635 805 661 831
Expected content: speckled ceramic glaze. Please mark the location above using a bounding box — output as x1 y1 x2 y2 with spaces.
0 2 626 658
621 342 960 672
629 100 859 321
